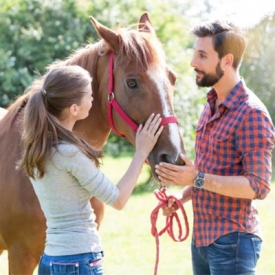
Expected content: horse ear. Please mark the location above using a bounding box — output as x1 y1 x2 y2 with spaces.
138 12 156 36
89 16 119 53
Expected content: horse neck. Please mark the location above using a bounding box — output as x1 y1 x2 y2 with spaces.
68 47 111 150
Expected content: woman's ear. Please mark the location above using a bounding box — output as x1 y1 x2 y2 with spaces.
69 104 79 116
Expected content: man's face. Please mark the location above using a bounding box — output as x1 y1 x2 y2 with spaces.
190 37 224 87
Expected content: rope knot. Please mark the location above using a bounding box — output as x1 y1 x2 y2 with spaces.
150 187 189 275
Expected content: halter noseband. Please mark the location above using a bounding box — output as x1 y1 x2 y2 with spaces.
107 51 178 138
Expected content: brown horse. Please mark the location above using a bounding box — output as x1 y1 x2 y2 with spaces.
0 13 185 274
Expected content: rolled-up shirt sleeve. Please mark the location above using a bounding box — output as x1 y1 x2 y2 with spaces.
236 108 275 199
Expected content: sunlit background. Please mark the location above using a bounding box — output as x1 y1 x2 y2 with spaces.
187 0 275 28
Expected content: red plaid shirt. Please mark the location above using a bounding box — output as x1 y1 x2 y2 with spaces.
193 80 275 247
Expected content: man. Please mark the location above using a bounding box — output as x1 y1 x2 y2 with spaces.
155 21 275 275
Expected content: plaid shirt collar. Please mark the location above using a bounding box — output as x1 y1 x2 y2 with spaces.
206 79 246 111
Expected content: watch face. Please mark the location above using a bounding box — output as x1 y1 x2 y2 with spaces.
196 178 204 188
194 172 205 188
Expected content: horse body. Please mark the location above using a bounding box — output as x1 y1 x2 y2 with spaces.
0 13 185 274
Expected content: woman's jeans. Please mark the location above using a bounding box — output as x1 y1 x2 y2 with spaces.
38 251 104 275
192 232 262 275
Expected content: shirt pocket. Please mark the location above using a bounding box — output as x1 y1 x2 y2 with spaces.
209 128 233 157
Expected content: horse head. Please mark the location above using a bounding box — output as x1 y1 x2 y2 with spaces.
86 13 185 181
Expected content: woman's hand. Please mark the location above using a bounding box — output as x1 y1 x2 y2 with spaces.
135 114 163 158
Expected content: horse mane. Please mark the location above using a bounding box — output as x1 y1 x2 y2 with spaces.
116 25 166 69
2 24 164 127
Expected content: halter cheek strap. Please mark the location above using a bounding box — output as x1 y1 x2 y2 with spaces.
107 51 178 138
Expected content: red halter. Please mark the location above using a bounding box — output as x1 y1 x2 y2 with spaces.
107 51 178 137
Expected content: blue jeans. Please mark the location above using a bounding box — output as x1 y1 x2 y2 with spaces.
38 251 104 275
192 232 262 275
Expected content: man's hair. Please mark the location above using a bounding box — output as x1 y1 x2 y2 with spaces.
192 21 247 70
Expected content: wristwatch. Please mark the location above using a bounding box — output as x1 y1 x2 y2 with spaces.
194 171 205 189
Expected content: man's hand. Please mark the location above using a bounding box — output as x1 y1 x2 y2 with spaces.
155 153 198 186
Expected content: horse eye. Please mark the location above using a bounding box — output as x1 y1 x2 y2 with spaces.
126 79 138 89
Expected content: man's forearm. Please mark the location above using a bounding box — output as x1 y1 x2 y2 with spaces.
204 174 255 199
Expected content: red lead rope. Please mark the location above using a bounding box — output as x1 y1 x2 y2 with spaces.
150 187 189 275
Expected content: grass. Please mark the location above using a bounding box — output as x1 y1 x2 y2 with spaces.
0 155 274 274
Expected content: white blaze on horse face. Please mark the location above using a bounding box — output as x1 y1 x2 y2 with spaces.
146 66 181 146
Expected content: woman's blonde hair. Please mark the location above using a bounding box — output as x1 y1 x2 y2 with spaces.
19 65 102 179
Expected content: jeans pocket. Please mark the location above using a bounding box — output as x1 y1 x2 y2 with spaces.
212 233 238 249
211 233 237 265
251 236 262 263
87 258 104 275
50 261 79 275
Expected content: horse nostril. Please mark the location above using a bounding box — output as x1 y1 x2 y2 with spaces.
158 153 185 166
159 154 172 164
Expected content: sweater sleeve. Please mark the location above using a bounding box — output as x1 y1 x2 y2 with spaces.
58 144 119 206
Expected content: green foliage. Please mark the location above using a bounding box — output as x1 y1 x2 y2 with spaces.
104 133 135 157
242 13 275 122
0 0 96 106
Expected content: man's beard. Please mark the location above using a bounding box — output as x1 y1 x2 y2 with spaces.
195 62 224 87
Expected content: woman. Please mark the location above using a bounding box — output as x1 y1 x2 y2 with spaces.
19 65 163 275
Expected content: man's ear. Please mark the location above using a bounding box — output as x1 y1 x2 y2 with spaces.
223 53 234 67
69 104 79 116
